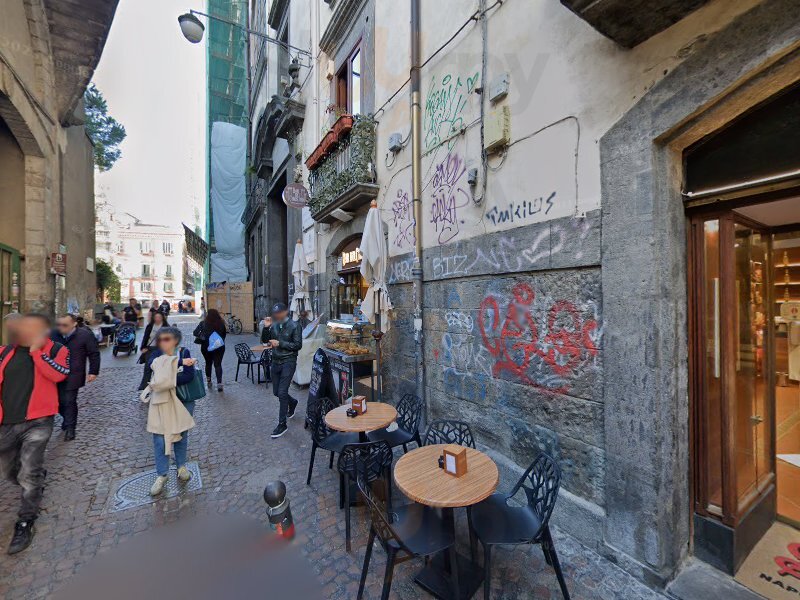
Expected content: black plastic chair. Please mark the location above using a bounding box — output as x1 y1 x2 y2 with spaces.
234 343 260 383
366 393 423 453
423 419 476 448
468 453 569 599
306 397 359 486
337 440 393 552
356 469 457 600
257 348 272 383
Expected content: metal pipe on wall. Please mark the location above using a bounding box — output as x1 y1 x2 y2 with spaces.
410 0 426 421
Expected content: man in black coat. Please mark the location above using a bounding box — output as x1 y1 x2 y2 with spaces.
50 314 100 441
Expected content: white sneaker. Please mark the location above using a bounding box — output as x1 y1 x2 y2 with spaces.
177 466 192 482
150 475 168 496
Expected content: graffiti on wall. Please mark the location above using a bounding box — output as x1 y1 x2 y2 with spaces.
423 71 479 151
477 282 599 393
429 152 471 245
391 189 415 250
485 192 557 227
431 217 593 279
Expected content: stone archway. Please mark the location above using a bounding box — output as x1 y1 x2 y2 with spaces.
599 0 800 585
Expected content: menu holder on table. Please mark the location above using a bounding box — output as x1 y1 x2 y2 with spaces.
351 395 367 414
442 445 468 477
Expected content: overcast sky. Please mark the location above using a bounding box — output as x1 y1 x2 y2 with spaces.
93 0 206 233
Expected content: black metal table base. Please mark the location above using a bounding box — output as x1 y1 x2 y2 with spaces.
414 551 484 600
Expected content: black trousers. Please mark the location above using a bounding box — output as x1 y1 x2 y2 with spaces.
271 361 297 424
0 416 54 522
201 346 225 384
58 387 80 429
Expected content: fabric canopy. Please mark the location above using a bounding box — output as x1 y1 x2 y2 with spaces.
209 122 248 282
290 240 314 321
359 204 392 332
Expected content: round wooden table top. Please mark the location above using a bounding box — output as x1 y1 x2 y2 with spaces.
324 402 397 433
251 344 269 353
394 445 499 508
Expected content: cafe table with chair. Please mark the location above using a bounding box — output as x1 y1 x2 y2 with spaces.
352 417 570 600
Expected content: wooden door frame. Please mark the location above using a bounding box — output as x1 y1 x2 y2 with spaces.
688 206 778 527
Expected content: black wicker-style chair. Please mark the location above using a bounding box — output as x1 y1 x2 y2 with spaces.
367 393 423 453
468 453 569 599
356 470 457 600
234 343 260 383
337 441 393 552
423 419 476 448
307 397 359 485
257 348 272 384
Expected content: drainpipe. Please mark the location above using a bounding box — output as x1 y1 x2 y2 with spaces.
410 0 426 421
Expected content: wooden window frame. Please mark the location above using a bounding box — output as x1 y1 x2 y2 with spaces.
334 39 363 115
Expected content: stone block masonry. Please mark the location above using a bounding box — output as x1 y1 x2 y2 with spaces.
382 209 605 536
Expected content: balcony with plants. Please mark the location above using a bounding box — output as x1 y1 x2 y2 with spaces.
306 111 377 223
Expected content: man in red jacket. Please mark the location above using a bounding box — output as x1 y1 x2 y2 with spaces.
0 313 69 555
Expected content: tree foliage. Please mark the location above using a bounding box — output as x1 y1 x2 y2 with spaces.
96 259 121 302
84 84 127 171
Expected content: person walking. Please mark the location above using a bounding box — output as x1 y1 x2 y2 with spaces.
0 313 70 554
262 303 302 439
159 299 171 316
140 327 196 496
123 298 142 328
195 309 226 393
138 311 169 392
50 314 100 441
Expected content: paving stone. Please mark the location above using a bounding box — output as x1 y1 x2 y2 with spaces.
0 317 669 599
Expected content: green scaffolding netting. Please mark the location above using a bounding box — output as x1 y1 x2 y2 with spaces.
205 0 248 275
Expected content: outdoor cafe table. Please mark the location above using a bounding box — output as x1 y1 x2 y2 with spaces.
394 444 499 600
324 402 397 443
251 344 269 353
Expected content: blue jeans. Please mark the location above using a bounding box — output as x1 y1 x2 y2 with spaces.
153 401 195 476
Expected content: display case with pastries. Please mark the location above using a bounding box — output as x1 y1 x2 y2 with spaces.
324 319 375 359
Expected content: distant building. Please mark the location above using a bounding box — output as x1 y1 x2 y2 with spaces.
95 198 184 307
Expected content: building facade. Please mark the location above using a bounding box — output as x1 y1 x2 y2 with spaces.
95 199 185 307
246 0 800 590
0 0 118 335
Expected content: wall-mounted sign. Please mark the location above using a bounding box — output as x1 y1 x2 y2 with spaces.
341 246 362 269
282 183 310 209
50 252 67 276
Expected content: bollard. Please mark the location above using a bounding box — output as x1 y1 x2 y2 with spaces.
264 480 295 540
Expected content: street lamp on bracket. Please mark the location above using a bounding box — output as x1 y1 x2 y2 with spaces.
177 9 312 67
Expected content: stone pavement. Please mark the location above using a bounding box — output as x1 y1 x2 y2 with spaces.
0 316 670 599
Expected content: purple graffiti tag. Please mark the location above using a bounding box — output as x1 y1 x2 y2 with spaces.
391 189 415 249
429 153 471 245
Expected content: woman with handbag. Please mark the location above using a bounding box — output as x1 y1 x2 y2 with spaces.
195 309 227 393
141 327 202 496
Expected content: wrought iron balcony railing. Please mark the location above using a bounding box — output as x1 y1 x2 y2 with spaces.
308 114 377 223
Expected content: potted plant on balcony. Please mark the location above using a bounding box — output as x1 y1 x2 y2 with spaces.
332 113 353 139
320 129 337 154
305 147 321 171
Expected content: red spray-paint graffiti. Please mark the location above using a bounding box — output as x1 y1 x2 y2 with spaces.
478 282 598 392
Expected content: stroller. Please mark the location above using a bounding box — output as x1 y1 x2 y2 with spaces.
112 322 137 356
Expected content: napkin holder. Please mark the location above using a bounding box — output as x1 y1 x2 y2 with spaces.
351 395 367 415
442 445 467 477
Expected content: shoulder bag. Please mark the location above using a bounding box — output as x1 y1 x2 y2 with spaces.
176 348 206 402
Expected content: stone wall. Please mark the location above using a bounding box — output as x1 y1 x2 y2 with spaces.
382 209 604 513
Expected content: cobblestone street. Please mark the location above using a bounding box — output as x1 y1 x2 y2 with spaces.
0 318 668 599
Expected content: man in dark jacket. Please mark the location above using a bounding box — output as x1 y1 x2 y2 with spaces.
51 314 100 441
262 303 302 439
0 313 70 554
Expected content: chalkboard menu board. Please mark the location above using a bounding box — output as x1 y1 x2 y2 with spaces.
306 349 333 427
